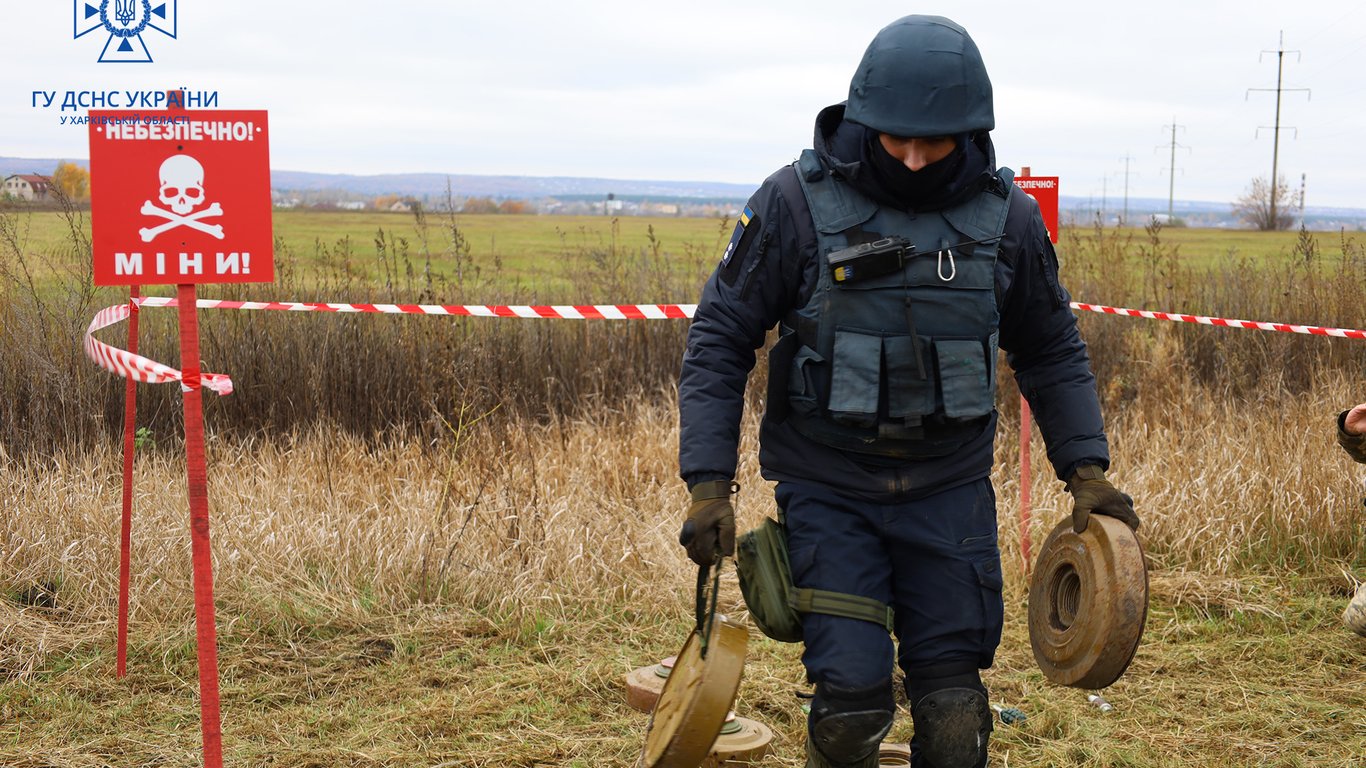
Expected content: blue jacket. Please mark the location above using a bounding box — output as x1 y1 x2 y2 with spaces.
679 105 1109 500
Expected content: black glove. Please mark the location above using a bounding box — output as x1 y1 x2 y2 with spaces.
679 480 737 566
1066 465 1139 534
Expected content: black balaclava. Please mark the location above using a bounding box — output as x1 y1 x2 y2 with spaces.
857 129 986 211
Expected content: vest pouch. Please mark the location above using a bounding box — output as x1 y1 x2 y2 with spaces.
935 337 993 419
829 329 882 427
885 334 935 423
787 344 825 417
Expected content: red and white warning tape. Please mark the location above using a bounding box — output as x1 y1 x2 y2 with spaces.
83 297 1366 395
85 301 234 395
133 296 698 320
84 297 699 395
1070 302 1366 340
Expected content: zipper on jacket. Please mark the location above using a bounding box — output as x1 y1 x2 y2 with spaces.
739 231 773 300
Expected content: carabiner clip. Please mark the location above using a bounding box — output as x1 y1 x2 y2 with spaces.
937 247 957 282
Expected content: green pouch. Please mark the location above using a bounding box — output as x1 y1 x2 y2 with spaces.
736 516 895 643
736 516 806 643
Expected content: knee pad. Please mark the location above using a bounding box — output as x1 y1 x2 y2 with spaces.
910 686 992 768
807 679 895 767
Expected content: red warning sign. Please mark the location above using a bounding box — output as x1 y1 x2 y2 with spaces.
1013 175 1060 244
89 109 274 285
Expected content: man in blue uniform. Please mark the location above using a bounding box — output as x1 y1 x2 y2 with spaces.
676 15 1139 768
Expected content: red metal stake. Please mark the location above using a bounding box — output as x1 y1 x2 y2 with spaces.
116 286 140 678
177 284 224 768
1019 395 1032 575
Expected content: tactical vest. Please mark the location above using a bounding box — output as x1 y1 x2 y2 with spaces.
778 149 1014 459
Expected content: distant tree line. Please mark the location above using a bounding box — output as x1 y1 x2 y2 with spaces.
458 196 530 214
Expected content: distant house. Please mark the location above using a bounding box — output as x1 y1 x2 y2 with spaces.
2 174 51 202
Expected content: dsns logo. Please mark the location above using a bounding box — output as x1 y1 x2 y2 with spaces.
73 0 178 63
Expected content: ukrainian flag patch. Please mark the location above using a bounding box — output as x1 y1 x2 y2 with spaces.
719 205 760 286
721 205 754 267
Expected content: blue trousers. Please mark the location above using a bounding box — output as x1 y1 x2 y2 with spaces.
776 478 1005 691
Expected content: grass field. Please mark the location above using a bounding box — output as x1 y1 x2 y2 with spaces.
3 204 1365 766
1061 221 1359 270
0 208 736 293
2 206 1358 288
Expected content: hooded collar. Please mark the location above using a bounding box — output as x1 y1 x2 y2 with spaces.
812 102 997 212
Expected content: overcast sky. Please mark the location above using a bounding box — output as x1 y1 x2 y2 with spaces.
5 1 1365 208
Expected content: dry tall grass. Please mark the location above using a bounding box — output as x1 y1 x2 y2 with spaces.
4 371 1363 653
3 381 1364 765
1062 219 1366 401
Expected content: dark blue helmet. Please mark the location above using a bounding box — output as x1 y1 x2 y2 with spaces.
846 15 995 137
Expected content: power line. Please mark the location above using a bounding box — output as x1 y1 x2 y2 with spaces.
1301 34 1366 81
1246 31 1310 228
1298 8 1365 47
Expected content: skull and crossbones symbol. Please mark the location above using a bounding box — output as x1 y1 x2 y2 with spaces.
138 154 225 242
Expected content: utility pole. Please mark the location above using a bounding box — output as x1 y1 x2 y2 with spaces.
1158 119 1187 221
1247 31 1310 230
1119 154 1135 226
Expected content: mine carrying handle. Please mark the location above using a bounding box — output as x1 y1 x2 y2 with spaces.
695 559 723 657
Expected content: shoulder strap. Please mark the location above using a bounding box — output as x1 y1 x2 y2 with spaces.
941 168 1015 251
793 149 878 235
